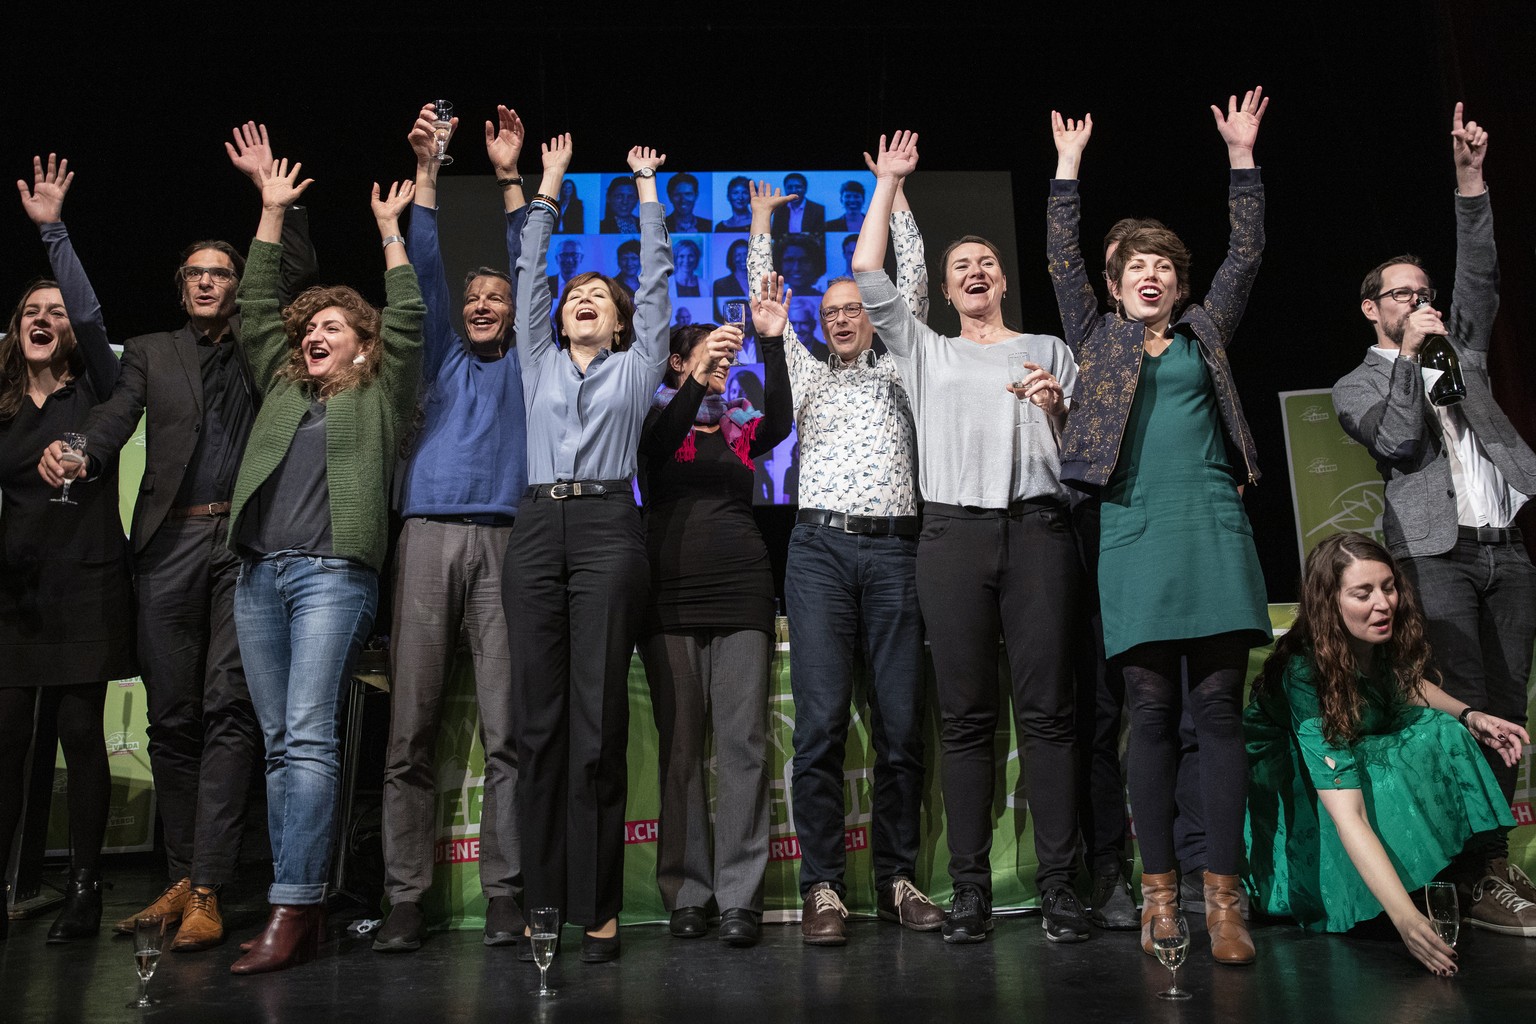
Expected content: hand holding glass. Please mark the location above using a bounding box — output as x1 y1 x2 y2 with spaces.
1151 913 1192 1000
724 301 748 364
131 915 165 1008
51 432 87 505
432 100 454 166
530 907 559 996
1424 882 1460 951
1007 352 1039 426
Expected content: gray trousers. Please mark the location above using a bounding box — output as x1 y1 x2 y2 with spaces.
640 628 772 913
382 517 521 903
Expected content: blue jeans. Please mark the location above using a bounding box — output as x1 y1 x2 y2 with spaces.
785 524 926 897
236 553 377 905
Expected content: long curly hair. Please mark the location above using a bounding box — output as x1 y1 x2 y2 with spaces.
278 285 381 399
1253 532 1433 746
1 279 80 422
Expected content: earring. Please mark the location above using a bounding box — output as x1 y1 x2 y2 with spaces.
353 353 366 365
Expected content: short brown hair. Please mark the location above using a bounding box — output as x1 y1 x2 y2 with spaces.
1105 227 1191 302
556 272 637 351
279 285 382 398
1102 217 1166 258
1359 254 1430 304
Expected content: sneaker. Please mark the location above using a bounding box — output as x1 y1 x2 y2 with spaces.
801 882 848 946
1181 868 1249 920
1490 857 1536 906
484 895 526 947
942 883 992 944
373 901 424 953
877 877 945 932
1088 868 1139 930
1466 874 1536 937
114 877 191 935
1040 886 1092 943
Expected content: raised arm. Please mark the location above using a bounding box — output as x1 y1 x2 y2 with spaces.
486 105 528 215
627 146 673 380
241 158 315 387
405 103 460 383
372 178 426 415
850 131 917 276
748 189 819 396
861 152 927 323
1199 87 1269 345
1045 112 1102 353
1444 103 1497 357
514 134 572 373
226 122 318 302
750 272 795 455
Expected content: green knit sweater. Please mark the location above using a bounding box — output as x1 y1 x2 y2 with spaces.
228 238 424 573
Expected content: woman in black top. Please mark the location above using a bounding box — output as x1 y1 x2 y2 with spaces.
636 273 792 947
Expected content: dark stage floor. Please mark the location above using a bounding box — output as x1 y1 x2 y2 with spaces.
5 858 1533 1024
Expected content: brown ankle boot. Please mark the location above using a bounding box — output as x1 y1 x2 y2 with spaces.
1204 871 1255 965
229 905 325 974
1139 870 1178 954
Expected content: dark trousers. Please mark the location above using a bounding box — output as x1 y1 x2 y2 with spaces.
785 524 926 898
1403 536 1536 857
135 515 260 885
503 491 649 927
918 503 1079 895
0 684 110 876
1121 634 1248 876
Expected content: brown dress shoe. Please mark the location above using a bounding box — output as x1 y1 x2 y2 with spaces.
169 887 224 952
1139 870 1178 954
878 877 945 931
114 877 191 935
229 905 326 975
1204 871 1256 965
801 882 849 946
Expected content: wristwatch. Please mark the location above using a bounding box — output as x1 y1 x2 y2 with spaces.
632 166 655 180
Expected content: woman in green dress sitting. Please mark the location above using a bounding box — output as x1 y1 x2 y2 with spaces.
1245 532 1527 976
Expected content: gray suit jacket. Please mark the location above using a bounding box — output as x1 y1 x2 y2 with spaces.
1333 190 1536 558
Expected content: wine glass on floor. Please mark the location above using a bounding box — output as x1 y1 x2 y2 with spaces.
530 907 560 997
130 915 165 1008
1151 913 1192 1000
1424 882 1460 955
51 432 87 505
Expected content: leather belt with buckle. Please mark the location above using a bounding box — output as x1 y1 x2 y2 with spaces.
796 508 920 537
526 479 632 500
1458 524 1522 545
168 501 231 519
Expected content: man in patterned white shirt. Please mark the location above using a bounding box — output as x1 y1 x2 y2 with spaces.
748 181 944 945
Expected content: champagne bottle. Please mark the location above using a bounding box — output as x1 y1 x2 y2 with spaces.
1416 297 1466 406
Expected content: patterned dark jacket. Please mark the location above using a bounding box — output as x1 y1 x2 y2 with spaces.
1046 171 1264 491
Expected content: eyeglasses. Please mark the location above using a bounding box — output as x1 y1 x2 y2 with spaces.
180 265 238 284
1373 287 1436 305
819 303 866 322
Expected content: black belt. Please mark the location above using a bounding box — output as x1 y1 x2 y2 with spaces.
922 498 1066 519
525 479 632 500
1458 524 1523 545
796 508 919 537
419 513 516 527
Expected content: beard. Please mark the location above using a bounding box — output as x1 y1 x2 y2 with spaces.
1380 309 1409 346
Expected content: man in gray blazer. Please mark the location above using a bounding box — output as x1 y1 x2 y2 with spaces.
1333 104 1536 937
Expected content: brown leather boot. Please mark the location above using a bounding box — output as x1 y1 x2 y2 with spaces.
1139 870 1178 954
1204 871 1256 965
170 886 224 952
229 905 325 974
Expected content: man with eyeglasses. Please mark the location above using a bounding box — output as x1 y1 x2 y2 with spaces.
39 124 315 952
746 178 945 945
1334 104 1536 938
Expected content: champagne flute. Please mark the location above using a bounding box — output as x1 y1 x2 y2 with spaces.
724 300 748 365
130 915 165 1008
1151 913 1192 1001
51 432 88 505
1007 350 1037 427
529 907 559 997
432 99 455 166
1424 882 1460 952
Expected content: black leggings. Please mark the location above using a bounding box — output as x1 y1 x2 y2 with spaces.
0 684 111 877
1121 634 1248 876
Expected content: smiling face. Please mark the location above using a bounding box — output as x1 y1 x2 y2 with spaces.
674 241 700 278
608 179 638 218
668 179 697 217
561 275 627 349
302 305 367 380
1110 249 1181 327
727 180 750 214
557 241 584 277
670 326 729 396
820 281 871 362
943 241 1006 319
463 274 512 348
617 246 641 279
18 285 74 371
1336 557 1399 659
784 175 807 206
781 243 818 290
729 241 749 273
181 247 240 326
840 186 865 216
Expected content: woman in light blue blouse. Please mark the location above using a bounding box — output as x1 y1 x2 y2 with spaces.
502 134 672 963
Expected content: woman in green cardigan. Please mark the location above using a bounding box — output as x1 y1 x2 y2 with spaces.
227 158 424 975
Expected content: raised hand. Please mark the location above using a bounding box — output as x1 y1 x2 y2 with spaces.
1450 102 1488 190
225 122 273 185
627 145 666 175
408 103 444 167
541 133 574 174
749 180 795 214
694 325 744 381
868 130 919 180
372 179 416 223
485 105 525 175
257 158 313 210
17 153 73 224
1212 86 1268 167
751 272 792 336
1051 111 1093 179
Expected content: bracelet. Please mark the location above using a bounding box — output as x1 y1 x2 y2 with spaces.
1458 706 1476 728
496 175 524 188
533 192 560 205
381 234 405 249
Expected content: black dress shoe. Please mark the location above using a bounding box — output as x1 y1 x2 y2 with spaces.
941 883 993 944
717 908 760 948
46 868 106 943
669 906 708 938
581 929 621 963
372 901 423 953
1040 886 1092 943
484 896 526 947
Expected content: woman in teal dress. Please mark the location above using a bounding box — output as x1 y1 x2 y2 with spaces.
1047 89 1272 965
1246 532 1525 976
